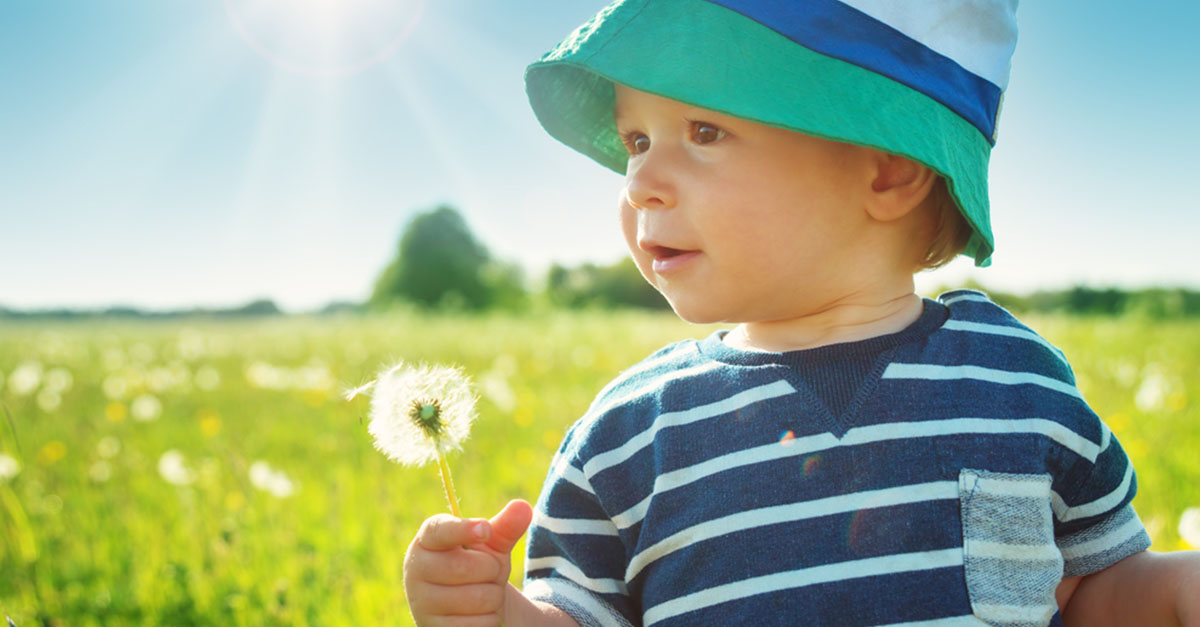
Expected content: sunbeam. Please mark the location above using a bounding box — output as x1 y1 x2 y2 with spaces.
224 0 426 77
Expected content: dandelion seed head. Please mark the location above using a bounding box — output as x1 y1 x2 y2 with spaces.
97 436 121 459
0 453 20 481
1179 507 1200 547
131 394 162 422
366 361 477 466
249 460 296 498
158 449 195 486
342 379 376 402
89 460 113 483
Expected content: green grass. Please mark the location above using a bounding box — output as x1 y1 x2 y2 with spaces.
0 310 1195 625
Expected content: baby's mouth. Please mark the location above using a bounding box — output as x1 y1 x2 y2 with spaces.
643 245 701 274
647 245 689 261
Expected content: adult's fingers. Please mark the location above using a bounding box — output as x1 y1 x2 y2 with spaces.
406 545 502 585
415 514 491 551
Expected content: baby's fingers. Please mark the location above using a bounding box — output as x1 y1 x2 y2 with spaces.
415 514 491 551
407 545 502 585
417 583 506 617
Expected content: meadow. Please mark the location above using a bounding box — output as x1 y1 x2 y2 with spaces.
0 308 1196 625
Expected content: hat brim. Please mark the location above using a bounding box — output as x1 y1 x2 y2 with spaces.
526 0 995 266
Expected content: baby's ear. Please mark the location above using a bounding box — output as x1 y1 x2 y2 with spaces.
865 152 937 222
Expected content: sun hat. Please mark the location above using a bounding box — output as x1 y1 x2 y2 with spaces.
525 0 1019 267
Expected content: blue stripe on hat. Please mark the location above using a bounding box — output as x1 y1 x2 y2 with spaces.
705 0 1003 143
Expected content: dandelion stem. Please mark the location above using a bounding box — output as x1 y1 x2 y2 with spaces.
436 451 462 518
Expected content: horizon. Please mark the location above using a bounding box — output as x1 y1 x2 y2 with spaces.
2 1 1198 312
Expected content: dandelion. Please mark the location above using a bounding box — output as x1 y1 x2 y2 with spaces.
158 450 195 486
195 366 220 390
1180 507 1200 548
36 389 61 413
248 460 296 498
102 374 129 400
7 361 42 396
97 436 121 459
131 394 162 422
89 460 112 483
349 361 477 516
0 453 20 481
44 367 73 394
1135 371 1169 412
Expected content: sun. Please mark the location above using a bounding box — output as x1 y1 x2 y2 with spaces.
225 0 426 77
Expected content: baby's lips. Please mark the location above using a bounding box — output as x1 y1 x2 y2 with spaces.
638 238 696 259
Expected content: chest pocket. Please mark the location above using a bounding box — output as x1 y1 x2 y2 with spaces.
958 470 1063 627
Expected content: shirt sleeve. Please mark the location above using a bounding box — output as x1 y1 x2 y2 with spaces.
522 445 637 627
1052 422 1152 577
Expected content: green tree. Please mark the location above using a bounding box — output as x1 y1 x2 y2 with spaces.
545 258 668 310
371 205 524 310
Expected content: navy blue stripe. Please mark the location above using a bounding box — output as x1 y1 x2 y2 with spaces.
705 0 1002 142
655 566 971 627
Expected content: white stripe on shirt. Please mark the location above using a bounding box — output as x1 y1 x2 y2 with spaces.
942 319 1068 366
610 417 1100 529
941 293 993 307
882 363 1083 400
522 578 633 627
525 556 628 596
1058 515 1147 561
584 380 796 479
1051 464 1134 523
532 511 620 536
586 361 724 420
626 481 959 581
642 548 963 625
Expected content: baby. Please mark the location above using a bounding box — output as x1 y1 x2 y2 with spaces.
403 1 1200 625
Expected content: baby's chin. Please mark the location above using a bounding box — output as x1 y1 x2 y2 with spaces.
662 297 740 326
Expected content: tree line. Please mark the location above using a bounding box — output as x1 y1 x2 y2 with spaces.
2 205 1197 319
368 205 1200 319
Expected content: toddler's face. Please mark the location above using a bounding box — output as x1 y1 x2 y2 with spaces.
614 84 874 324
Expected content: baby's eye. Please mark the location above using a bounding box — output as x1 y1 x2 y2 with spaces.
691 121 725 145
620 130 651 155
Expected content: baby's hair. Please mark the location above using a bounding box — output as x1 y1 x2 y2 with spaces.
919 177 972 270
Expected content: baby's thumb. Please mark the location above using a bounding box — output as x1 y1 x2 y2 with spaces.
484 499 533 555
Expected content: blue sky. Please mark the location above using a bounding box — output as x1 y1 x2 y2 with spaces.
1 1 1197 312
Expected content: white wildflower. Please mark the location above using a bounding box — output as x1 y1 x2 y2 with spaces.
195 366 220 390
0 453 20 481
89 460 112 483
1180 507 1200 547
7 361 43 396
249 460 296 498
102 374 129 400
479 371 516 413
36 389 62 413
44 367 73 394
158 450 195 486
97 436 121 459
349 361 479 517
364 362 477 466
1134 372 1169 412
131 394 162 422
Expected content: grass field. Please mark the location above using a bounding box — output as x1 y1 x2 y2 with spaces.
0 309 1196 625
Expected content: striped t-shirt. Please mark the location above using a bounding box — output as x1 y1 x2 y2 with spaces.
522 290 1150 626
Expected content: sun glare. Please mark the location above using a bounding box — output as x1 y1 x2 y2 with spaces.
225 0 426 77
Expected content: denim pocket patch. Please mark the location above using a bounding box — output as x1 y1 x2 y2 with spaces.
958 469 1063 626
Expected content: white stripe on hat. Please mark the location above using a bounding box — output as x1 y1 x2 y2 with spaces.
840 0 1019 90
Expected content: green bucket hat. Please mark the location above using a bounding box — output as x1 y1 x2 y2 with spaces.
525 0 1020 266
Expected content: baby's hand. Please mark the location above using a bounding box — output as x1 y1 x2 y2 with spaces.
403 499 533 626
